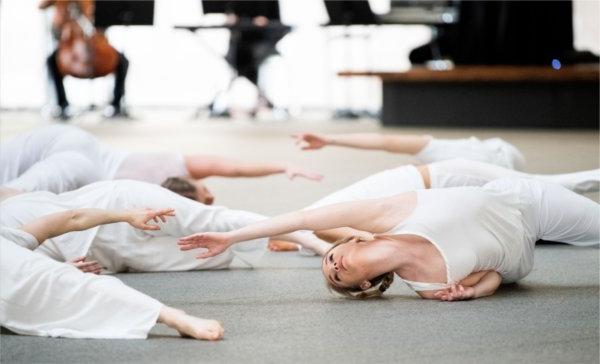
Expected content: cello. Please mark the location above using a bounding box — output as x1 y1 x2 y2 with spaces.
50 0 119 78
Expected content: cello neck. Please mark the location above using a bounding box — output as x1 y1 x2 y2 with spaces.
67 1 95 37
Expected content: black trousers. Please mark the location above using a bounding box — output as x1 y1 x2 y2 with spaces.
46 50 129 109
226 27 287 86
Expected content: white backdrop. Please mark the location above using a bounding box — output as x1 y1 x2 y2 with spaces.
1 0 598 111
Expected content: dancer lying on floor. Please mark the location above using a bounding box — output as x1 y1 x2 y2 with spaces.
0 180 329 273
293 132 526 170
179 178 599 301
1 125 322 203
1 207 224 340
269 158 599 251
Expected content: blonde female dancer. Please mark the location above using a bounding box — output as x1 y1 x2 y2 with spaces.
179 178 598 301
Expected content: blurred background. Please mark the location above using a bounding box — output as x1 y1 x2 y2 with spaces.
1 0 598 125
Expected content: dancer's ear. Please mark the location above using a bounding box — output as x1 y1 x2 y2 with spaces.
359 280 372 290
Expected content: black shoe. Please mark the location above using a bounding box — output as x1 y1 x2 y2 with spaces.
103 105 130 119
209 105 231 118
51 106 72 121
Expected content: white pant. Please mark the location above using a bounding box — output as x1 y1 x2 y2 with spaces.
415 137 527 171
3 127 105 193
4 151 102 194
307 159 599 209
429 158 600 194
0 240 162 339
0 125 126 193
484 178 599 247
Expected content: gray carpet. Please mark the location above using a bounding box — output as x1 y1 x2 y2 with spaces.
0 114 598 363
2 246 598 363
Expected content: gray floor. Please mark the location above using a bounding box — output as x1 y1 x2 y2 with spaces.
0 111 598 363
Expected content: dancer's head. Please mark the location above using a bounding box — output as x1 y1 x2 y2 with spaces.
161 177 215 205
321 236 394 299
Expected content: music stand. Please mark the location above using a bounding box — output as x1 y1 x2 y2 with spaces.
201 1 280 20
95 1 155 27
324 1 379 26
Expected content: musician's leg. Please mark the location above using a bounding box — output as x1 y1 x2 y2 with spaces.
111 52 129 112
46 50 69 112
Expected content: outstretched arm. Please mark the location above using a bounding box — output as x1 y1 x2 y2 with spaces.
21 208 175 245
178 192 416 258
293 133 430 155
185 155 322 181
418 271 502 301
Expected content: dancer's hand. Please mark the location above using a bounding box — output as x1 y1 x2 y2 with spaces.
293 133 328 150
285 165 323 181
178 232 233 258
434 284 475 301
68 256 102 274
126 208 176 230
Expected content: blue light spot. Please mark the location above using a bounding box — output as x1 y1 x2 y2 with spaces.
551 59 562 70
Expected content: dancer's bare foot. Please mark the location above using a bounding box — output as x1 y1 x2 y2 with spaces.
159 306 224 341
268 239 299 252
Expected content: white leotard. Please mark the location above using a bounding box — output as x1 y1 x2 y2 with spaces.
114 153 189 184
386 185 531 291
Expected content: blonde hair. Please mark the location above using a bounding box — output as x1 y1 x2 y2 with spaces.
324 235 394 299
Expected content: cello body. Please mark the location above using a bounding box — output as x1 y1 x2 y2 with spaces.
54 0 119 79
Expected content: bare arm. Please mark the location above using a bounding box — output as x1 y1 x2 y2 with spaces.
185 155 322 181
38 0 55 9
417 271 502 301
21 208 175 245
178 192 416 258
294 133 430 155
314 227 373 244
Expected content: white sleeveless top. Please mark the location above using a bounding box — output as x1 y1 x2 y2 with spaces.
113 153 188 184
386 186 533 291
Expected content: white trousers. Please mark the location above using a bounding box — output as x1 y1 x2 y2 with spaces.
484 178 599 247
0 240 162 339
3 128 104 193
307 159 599 209
415 137 527 171
4 151 102 194
429 158 600 194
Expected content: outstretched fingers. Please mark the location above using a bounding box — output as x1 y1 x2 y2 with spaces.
196 251 215 260
177 241 201 251
177 233 209 251
148 208 176 221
